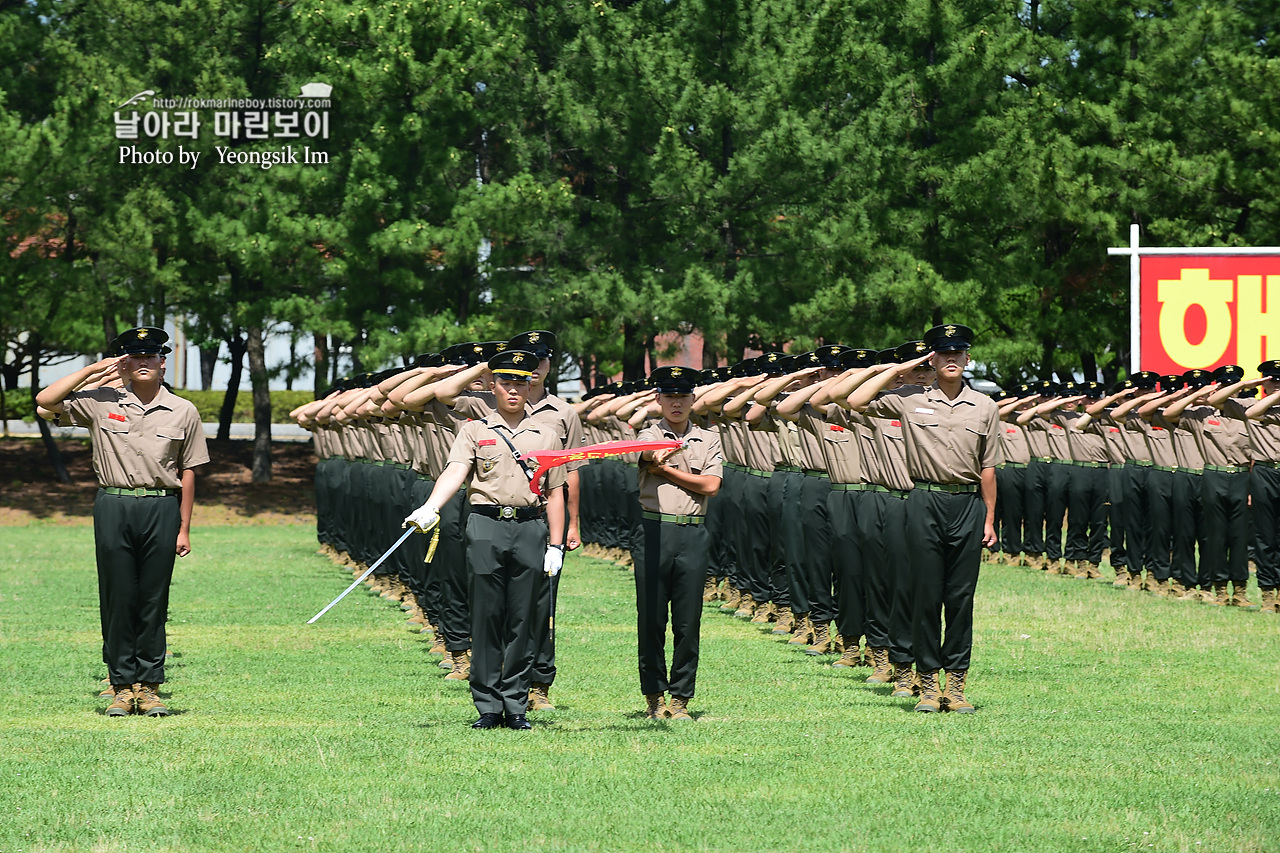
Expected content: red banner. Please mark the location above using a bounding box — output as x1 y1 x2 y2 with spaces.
1140 255 1280 375
524 439 683 495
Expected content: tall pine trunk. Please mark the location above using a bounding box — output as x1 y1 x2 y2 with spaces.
217 332 246 441
246 325 272 482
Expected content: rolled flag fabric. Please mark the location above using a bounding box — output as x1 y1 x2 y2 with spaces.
523 439 683 496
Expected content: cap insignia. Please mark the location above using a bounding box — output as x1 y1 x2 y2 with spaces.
137 329 149 339
671 367 683 377
944 325 957 337
528 332 540 343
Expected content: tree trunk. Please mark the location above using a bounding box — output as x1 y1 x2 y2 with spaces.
29 355 71 484
621 320 646 380
200 343 219 391
246 325 272 482
217 332 246 441
313 332 330 396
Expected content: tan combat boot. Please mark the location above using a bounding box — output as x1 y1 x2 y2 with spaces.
1045 557 1061 574
750 600 778 624
1079 561 1102 580
439 650 454 670
136 683 170 717
1150 578 1169 597
831 643 861 668
1175 583 1202 602
941 670 975 713
1228 582 1258 610
891 664 920 698
529 683 555 711
429 631 446 655
914 670 942 713
1111 568 1130 587
1168 578 1186 598
1212 582 1230 606
771 606 794 635
1127 570 1145 591
865 648 893 684
720 586 741 612
106 684 136 716
644 693 668 720
702 577 719 603
804 620 833 655
667 696 692 720
443 649 470 680
733 592 757 619
788 614 814 645
1260 588 1279 614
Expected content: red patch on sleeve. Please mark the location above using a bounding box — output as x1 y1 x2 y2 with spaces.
109 412 126 422
1110 427 1120 433
829 425 845 432
891 421 901 427
1051 424 1064 430
479 439 497 446
1006 428 1017 434
1152 426 1165 431
1208 420 1221 426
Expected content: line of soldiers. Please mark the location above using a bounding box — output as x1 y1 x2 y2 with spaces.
988 363 1280 610
295 331 1280 718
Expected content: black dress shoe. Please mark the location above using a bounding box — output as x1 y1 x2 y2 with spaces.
471 712 504 729
505 713 532 730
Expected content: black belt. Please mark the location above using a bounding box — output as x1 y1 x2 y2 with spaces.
101 487 177 497
470 504 544 520
913 480 978 494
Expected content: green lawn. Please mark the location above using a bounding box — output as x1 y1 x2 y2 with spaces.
1 524 1277 852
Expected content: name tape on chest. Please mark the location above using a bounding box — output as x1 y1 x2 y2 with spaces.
913 407 935 415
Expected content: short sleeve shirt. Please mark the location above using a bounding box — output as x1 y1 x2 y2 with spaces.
61 385 209 489
636 420 723 516
445 416 567 507
865 383 1002 484
1226 398 1280 463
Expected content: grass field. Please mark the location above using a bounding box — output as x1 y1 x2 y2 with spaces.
1 523 1278 852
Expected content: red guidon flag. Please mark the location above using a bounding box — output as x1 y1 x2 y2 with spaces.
524 439 683 495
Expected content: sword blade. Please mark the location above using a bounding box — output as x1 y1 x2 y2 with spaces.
307 526 417 624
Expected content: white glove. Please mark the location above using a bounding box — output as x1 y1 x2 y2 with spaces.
543 546 564 577
403 503 440 532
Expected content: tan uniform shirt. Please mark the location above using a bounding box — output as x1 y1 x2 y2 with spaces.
1179 405 1251 467
454 390 586 471
1024 422 1051 460
1153 412 1206 470
795 403 863 484
865 411 914 491
1225 398 1280 463
998 419 1032 465
1128 415 1177 468
636 420 724 516
865 383 1003 485
62 385 209 489
445 416 567 508
1052 411 1109 464
1100 411 1150 464
843 411 883 486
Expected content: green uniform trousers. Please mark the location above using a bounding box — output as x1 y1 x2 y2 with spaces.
466 512 547 717
1252 466 1280 589
905 488 983 672
1200 470 1250 585
633 518 709 698
94 490 180 686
